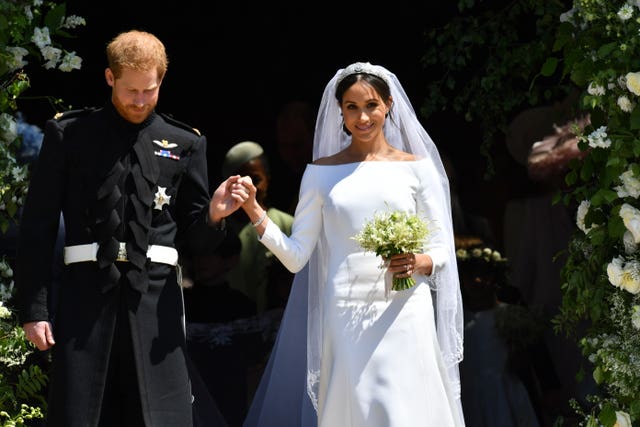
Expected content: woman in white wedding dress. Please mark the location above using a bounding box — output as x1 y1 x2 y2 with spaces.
241 62 465 427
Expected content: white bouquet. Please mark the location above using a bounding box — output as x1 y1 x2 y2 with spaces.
352 208 433 291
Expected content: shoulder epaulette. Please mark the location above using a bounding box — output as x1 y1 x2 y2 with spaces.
159 112 201 136
53 107 97 121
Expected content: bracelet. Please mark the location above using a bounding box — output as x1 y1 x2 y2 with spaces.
252 210 267 227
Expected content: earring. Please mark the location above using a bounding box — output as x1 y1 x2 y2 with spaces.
342 121 351 136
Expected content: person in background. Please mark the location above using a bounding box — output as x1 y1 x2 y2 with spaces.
182 231 256 324
221 140 294 313
503 94 597 424
271 101 316 215
181 231 257 427
242 62 465 426
15 30 248 427
456 238 542 427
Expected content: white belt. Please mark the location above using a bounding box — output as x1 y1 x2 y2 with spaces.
64 242 178 266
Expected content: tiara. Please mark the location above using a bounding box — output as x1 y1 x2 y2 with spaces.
336 62 390 84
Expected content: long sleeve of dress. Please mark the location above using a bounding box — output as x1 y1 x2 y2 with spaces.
259 166 323 273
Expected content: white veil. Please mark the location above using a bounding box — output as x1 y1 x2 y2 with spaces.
307 62 464 414
244 62 464 426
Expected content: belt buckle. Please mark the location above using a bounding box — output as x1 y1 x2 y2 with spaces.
116 242 129 262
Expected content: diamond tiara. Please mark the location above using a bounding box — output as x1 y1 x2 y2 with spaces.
336 62 390 85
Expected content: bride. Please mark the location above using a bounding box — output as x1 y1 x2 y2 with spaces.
240 62 465 427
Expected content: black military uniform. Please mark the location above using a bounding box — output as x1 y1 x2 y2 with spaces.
16 101 224 427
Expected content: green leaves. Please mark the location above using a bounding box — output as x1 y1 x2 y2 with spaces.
421 0 573 175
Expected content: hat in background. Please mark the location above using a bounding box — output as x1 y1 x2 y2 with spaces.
221 141 264 178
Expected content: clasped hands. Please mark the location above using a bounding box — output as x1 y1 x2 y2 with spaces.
208 175 258 224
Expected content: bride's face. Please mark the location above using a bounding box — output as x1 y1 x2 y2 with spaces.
340 81 390 142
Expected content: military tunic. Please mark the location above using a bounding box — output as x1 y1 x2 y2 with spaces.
16 102 224 427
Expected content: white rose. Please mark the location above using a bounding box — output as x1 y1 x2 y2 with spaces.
577 200 597 233
620 203 640 243
620 260 640 294
607 256 624 288
614 410 632 427
617 95 635 113
626 71 640 96
0 302 10 319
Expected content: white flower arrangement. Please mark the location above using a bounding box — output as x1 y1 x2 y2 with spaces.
1 0 85 233
352 207 433 292
0 1 84 423
556 1 640 423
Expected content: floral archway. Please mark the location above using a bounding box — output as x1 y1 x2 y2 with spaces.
423 0 640 425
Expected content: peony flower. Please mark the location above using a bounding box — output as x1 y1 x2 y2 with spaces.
626 71 640 95
614 410 632 427
607 256 640 294
620 260 640 294
620 203 640 243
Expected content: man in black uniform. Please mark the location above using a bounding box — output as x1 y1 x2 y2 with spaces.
15 30 249 427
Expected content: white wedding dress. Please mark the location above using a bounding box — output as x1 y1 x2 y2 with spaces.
245 159 464 427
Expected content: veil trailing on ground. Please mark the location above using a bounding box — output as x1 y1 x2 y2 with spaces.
308 62 464 414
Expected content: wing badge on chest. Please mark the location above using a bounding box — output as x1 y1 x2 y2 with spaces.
153 139 180 160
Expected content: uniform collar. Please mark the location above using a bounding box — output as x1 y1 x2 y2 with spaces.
105 100 157 132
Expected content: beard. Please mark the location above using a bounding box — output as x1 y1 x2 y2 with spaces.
112 95 156 124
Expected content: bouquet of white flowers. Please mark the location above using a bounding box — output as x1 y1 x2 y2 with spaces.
352 208 433 291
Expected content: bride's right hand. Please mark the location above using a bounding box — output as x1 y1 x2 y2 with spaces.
236 175 256 206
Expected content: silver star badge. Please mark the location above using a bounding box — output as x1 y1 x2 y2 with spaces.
153 186 171 210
